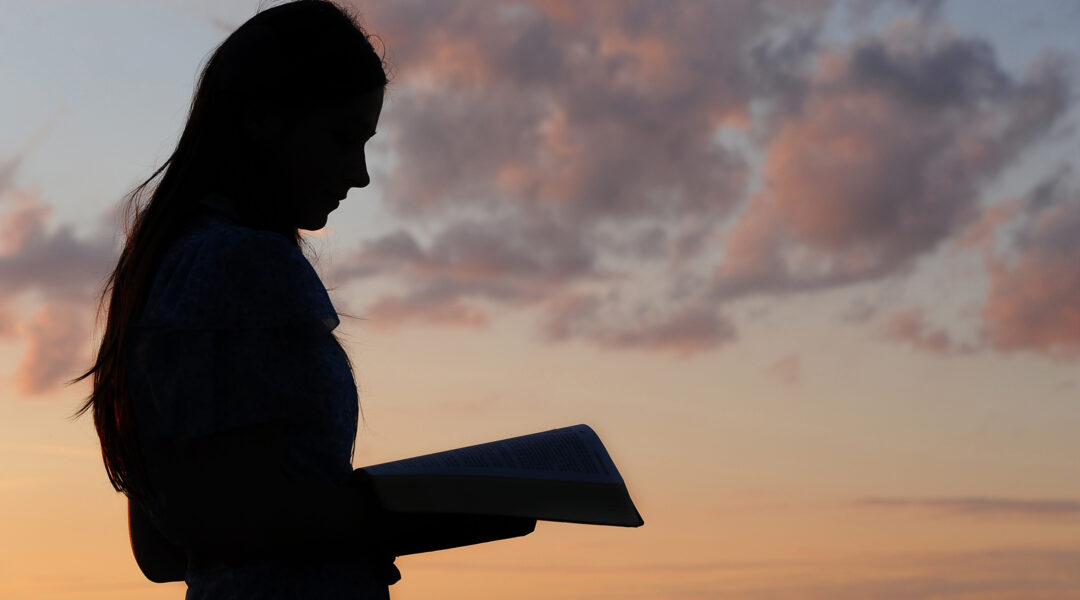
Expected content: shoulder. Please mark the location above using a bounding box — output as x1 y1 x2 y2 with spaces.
139 216 338 331
197 218 308 283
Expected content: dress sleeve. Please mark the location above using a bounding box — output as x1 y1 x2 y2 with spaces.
128 325 333 439
138 223 339 332
128 222 342 440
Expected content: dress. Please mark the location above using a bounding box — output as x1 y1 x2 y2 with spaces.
124 193 393 599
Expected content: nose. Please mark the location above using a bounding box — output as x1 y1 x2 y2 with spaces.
345 152 370 189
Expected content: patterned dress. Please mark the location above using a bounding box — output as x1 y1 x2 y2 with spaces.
124 194 395 599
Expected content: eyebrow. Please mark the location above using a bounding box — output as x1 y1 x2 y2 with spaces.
357 119 377 135
341 124 375 141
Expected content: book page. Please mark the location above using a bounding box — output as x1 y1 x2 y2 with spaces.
364 424 625 485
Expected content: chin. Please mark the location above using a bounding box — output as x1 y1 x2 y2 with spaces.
299 216 329 231
296 204 335 231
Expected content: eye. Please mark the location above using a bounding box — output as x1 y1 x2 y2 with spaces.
332 129 354 145
330 122 375 149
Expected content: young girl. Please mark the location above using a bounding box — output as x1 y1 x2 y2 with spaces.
72 2 399 597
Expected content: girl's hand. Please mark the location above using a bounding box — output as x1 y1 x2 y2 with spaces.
352 468 401 585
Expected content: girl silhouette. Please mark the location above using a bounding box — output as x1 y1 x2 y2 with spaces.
71 1 400 597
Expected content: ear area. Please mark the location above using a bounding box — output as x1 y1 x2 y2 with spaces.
240 107 285 143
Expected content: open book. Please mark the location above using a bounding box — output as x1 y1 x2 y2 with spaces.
360 424 644 530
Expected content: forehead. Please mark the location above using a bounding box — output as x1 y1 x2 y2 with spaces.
338 88 384 129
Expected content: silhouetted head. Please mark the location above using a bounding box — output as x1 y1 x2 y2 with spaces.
194 0 388 232
71 0 388 506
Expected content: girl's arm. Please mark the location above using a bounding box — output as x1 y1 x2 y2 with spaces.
153 418 389 568
382 511 536 556
351 468 536 556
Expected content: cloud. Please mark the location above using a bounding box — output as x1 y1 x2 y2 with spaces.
0 211 115 330
334 216 603 330
980 170 1080 357
886 168 1080 360
414 546 1080 600
765 353 800 384
884 307 974 355
714 24 1071 301
335 0 830 349
838 296 883 324
858 496 1080 518
540 294 736 356
339 218 599 292
0 152 23 197
332 2 1074 360
591 302 737 356
722 547 1080 600
14 301 90 396
0 190 117 304
360 0 776 222
848 0 946 26
0 302 16 338
364 292 489 331
0 153 117 395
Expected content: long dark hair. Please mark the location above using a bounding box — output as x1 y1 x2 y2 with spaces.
68 0 390 508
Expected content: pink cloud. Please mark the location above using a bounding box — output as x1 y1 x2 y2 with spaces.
859 496 1080 519
884 307 972 355
364 293 488 331
595 304 735 357
355 0 807 222
715 25 1069 300
334 2 1074 360
0 153 117 395
982 179 1080 357
765 353 800 384
15 302 89 396
0 179 117 302
541 295 735 357
0 303 16 338
334 217 602 313
1 188 52 255
335 0 829 350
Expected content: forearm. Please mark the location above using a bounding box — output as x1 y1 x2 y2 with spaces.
384 512 536 556
179 472 382 565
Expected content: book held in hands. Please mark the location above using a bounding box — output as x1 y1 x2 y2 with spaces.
361 424 644 528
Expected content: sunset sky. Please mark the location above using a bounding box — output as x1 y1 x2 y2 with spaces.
2 0 1080 598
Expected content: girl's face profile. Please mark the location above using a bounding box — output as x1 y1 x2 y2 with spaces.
274 87 384 231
